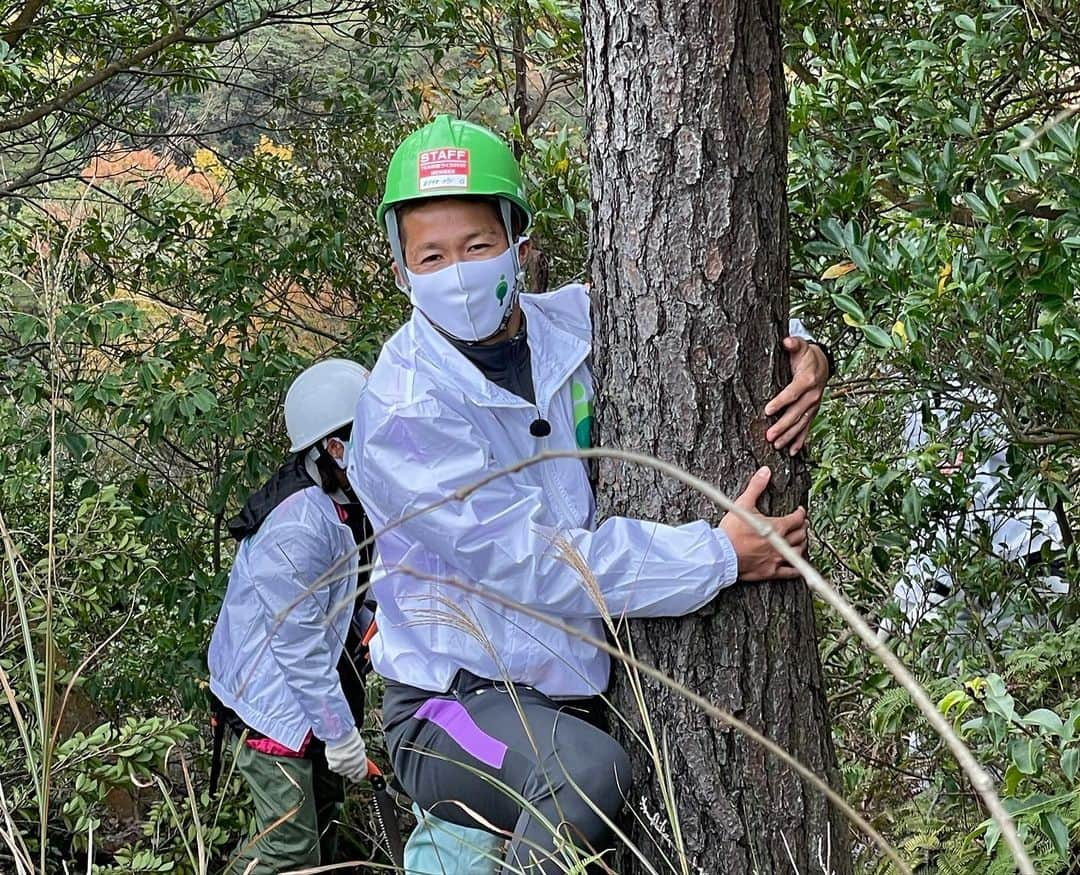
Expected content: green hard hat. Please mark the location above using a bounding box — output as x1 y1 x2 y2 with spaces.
377 115 532 232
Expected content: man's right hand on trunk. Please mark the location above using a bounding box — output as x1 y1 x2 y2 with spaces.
718 467 808 581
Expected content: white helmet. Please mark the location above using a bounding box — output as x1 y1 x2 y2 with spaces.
284 359 370 452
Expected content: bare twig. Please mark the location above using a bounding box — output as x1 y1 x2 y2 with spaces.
349 445 1034 872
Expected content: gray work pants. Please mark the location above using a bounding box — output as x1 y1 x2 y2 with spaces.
384 671 632 874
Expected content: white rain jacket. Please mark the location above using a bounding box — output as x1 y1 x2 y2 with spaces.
350 282 798 698
893 394 1065 628
208 485 358 750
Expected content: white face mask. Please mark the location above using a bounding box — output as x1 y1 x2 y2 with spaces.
406 245 520 342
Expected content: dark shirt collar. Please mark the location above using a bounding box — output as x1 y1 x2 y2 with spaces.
447 316 535 404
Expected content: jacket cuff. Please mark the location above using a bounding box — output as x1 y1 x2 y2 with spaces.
314 700 357 745
787 317 814 342
712 527 739 588
806 340 836 379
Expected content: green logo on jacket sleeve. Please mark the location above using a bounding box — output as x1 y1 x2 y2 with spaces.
572 381 593 449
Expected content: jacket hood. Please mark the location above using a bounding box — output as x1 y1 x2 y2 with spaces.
227 456 315 542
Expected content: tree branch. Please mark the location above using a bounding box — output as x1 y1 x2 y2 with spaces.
0 0 233 134
874 177 1065 224
2 0 44 48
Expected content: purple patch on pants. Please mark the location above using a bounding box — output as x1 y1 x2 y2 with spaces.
413 698 508 770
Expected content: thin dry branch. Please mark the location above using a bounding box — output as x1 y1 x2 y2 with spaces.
224 440 1036 870
357 446 1035 871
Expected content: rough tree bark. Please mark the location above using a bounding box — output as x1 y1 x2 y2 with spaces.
584 1 852 872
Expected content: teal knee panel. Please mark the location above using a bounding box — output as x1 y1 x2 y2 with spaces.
404 803 503 875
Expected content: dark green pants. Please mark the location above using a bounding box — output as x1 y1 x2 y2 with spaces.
228 742 345 874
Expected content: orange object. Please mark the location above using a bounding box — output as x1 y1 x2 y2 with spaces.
361 619 379 649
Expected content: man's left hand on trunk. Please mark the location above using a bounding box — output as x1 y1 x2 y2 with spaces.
764 337 830 455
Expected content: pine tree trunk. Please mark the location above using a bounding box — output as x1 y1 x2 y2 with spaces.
584 0 852 871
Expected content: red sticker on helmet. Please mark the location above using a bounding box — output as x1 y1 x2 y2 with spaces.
418 148 470 190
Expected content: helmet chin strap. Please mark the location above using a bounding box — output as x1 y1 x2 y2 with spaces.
385 210 407 284
304 445 358 505
420 299 519 346
497 199 520 277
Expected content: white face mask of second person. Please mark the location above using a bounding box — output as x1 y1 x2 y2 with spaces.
406 244 520 342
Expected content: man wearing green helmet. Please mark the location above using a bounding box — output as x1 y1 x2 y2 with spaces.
378 115 534 345
348 116 832 873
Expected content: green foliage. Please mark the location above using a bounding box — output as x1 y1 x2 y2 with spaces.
0 1 384 194
865 666 1080 872
783 0 1079 870
57 718 196 840
0 79 405 867
787 0 1080 477
961 673 1080 863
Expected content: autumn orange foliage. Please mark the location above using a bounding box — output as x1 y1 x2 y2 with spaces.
81 147 226 202
67 143 348 367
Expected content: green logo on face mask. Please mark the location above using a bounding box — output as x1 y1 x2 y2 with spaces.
495 275 508 304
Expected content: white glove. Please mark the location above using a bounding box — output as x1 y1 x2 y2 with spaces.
324 727 368 782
